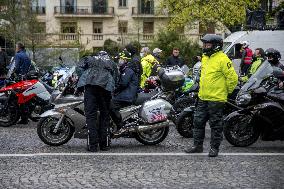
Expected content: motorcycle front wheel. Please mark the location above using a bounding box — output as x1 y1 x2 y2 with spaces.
224 114 260 147
175 111 194 138
0 101 20 127
37 116 75 146
134 126 169 145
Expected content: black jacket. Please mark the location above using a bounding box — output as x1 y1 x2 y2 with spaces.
77 55 118 92
113 65 138 103
165 55 184 67
125 44 142 83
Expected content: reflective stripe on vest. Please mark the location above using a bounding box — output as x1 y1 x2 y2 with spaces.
244 48 253 64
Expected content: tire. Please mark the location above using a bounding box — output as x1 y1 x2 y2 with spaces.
175 111 194 138
224 114 260 147
134 126 169 145
0 101 20 127
37 116 75 146
171 97 195 123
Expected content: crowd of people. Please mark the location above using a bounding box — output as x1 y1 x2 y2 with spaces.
1 34 283 157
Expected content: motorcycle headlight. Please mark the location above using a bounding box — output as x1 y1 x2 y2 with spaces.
236 93 251 106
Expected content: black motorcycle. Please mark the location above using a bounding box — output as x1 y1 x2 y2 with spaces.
224 61 284 147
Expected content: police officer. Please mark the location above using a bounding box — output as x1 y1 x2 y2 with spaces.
184 34 238 157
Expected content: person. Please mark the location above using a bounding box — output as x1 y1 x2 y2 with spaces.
110 50 138 134
184 34 238 157
140 47 159 88
77 51 118 152
152 48 163 63
192 56 202 80
0 46 8 77
125 43 142 85
14 42 32 78
239 41 253 76
240 48 265 82
165 47 184 67
265 48 284 87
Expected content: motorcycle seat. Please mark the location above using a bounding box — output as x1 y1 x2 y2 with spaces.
134 90 158 105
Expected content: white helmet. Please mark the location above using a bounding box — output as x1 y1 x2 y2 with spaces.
241 41 249 48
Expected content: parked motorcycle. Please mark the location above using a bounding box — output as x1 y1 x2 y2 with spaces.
37 66 186 146
0 67 76 127
223 61 284 147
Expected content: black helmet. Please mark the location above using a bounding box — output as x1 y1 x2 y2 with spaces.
201 34 223 56
119 50 131 60
265 48 281 65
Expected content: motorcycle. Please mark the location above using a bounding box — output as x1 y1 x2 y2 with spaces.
223 61 284 147
37 66 186 146
0 67 76 127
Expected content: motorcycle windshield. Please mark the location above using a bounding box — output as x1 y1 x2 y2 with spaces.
240 60 273 93
57 66 76 87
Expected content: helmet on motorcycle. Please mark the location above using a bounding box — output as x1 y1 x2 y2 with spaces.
97 50 108 56
265 48 281 65
201 34 223 56
241 41 249 48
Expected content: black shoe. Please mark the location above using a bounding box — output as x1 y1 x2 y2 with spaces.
184 145 203 153
100 145 110 151
87 145 98 152
208 148 219 157
18 119 29 124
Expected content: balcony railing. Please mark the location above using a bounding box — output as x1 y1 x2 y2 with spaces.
59 33 78 41
143 34 154 40
54 6 114 16
31 6 46 14
131 7 168 17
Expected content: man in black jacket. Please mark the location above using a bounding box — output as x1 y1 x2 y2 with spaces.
110 50 139 134
125 43 142 84
165 47 184 67
77 51 118 152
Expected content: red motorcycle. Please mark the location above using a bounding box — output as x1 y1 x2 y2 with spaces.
0 73 53 127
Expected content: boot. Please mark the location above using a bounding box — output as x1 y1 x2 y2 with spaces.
208 148 219 157
18 118 29 124
184 145 203 153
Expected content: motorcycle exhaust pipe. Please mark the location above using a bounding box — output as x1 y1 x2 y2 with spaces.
113 120 170 138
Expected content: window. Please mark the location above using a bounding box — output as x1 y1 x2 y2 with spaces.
199 23 215 34
119 0 127 7
61 22 77 33
93 22 103 33
60 0 76 14
31 0 46 14
118 21 128 33
143 21 154 33
37 22 46 33
139 0 154 14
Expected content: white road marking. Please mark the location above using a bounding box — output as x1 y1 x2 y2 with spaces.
0 152 284 157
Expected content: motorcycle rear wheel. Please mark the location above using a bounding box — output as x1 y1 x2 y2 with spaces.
171 97 195 123
134 126 169 145
0 101 20 127
37 116 74 146
224 114 260 147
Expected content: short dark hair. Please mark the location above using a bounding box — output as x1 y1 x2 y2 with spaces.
255 48 265 58
173 47 179 51
16 42 25 50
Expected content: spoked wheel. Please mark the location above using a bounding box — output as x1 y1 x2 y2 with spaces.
134 126 169 145
37 116 74 146
0 101 20 127
224 114 260 147
175 111 194 138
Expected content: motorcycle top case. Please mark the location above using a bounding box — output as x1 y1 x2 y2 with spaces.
139 99 172 124
158 68 185 91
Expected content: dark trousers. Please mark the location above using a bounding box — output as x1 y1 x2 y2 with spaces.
110 100 132 129
240 63 251 76
84 85 111 147
193 99 225 149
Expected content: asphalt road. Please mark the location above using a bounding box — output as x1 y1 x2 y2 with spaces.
0 122 283 188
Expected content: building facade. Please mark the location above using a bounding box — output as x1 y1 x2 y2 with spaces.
31 0 228 50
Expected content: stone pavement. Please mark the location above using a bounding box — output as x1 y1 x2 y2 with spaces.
0 122 283 188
